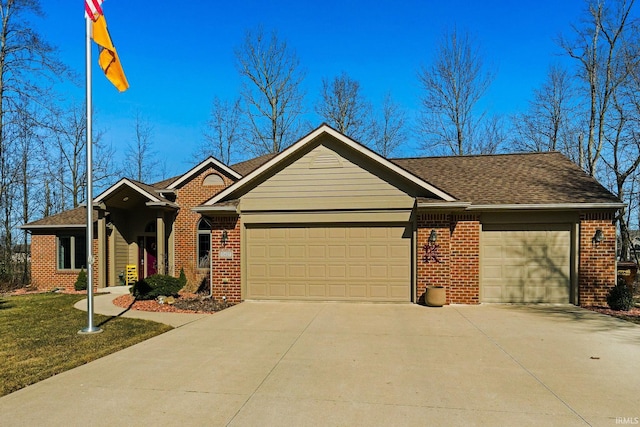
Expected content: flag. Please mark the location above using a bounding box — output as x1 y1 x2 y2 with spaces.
85 0 103 20
85 0 129 92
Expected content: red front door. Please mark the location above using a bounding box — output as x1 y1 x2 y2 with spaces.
138 237 158 278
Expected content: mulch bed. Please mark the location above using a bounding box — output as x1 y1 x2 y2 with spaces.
584 305 640 323
112 294 232 314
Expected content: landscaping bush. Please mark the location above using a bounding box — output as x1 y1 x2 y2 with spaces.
130 274 184 300
178 268 187 288
607 278 634 311
74 268 87 291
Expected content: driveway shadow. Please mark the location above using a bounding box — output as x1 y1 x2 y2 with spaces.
492 304 640 344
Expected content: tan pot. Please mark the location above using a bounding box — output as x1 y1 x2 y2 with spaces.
425 286 446 307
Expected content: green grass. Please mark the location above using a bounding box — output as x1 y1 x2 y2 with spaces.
0 293 173 397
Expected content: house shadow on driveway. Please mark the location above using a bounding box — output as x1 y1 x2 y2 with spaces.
465 303 640 345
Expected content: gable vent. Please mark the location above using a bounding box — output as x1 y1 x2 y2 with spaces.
310 152 342 169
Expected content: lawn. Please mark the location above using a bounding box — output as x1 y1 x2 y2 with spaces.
0 293 173 397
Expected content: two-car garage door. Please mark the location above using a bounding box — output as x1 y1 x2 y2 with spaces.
245 222 572 303
246 224 411 301
481 224 572 303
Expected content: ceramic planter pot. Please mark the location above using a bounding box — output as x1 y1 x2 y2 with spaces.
425 286 446 307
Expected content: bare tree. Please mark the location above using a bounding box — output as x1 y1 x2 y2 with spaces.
512 64 579 158
43 103 115 209
370 93 407 157
474 115 507 155
0 0 68 287
417 27 494 155
315 72 372 141
559 0 637 175
195 96 243 164
235 27 306 155
125 111 158 182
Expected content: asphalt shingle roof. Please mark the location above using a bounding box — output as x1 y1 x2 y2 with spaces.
24 207 91 228
392 152 620 205
230 153 277 176
24 151 620 229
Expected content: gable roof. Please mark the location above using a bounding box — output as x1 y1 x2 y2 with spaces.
94 178 175 206
392 152 622 207
166 157 241 190
202 124 456 207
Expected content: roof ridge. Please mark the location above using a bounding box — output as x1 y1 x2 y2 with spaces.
391 151 563 161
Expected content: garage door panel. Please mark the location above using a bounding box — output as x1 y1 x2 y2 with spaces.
309 284 326 296
328 245 346 258
288 245 306 258
481 225 571 303
246 225 411 301
349 285 366 298
328 284 347 297
289 284 306 297
369 245 388 258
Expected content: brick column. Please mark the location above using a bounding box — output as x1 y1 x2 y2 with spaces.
209 215 242 303
449 215 480 304
416 213 450 304
579 212 617 306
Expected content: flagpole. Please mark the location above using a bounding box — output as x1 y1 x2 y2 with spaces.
80 13 102 335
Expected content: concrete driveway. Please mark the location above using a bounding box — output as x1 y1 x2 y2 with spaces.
1 302 639 426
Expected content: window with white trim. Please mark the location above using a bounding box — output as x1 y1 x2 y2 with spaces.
197 219 211 268
58 234 86 270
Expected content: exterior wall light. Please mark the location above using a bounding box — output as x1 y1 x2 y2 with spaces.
429 229 438 244
593 229 604 244
220 230 229 247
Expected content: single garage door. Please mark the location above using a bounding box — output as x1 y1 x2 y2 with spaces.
246 224 411 301
481 224 571 303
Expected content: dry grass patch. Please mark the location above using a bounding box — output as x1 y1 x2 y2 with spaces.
0 293 172 396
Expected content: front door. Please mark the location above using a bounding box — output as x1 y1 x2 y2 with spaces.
138 236 158 278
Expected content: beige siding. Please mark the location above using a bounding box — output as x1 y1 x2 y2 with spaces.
245 224 411 301
241 145 414 211
114 227 128 279
481 224 571 303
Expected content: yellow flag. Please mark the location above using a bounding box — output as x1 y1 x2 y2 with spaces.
92 15 129 92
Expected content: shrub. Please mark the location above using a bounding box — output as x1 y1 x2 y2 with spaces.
607 278 634 311
178 268 187 288
74 268 87 291
130 274 184 300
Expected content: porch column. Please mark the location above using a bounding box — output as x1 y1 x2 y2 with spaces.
97 212 107 287
156 212 166 275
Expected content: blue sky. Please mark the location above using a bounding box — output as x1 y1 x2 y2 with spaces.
38 0 589 179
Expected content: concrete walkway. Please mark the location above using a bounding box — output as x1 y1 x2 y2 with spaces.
73 286 209 328
1 302 639 426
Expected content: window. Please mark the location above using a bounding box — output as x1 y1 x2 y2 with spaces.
58 235 86 270
203 174 224 186
197 219 211 268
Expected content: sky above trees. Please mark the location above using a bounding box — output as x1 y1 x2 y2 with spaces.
35 0 603 176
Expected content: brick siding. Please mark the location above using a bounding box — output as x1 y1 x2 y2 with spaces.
416 213 480 305
578 212 617 306
172 168 234 292
209 216 242 303
30 232 99 292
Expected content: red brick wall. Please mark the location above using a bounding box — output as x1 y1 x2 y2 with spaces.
173 169 234 291
449 215 480 304
209 216 242 303
30 232 99 292
417 214 450 303
416 213 480 305
579 212 617 306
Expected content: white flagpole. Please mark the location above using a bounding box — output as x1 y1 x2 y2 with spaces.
80 13 102 335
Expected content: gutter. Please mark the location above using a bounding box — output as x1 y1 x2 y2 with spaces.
465 203 625 211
